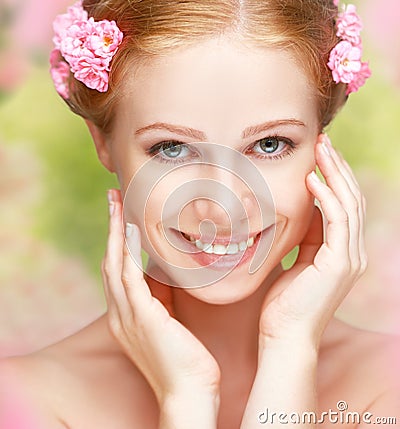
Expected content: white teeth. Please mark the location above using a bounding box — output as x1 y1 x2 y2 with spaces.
213 244 227 255
238 241 247 252
183 232 258 255
203 243 213 254
195 240 204 250
226 243 239 254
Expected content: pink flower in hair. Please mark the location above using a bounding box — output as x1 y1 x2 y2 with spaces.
85 18 124 58
336 4 363 45
73 56 110 92
59 24 89 60
327 2 371 94
50 0 123 97
53 1 88 49
346 61 372 94
333 0 339 6
50 49 70 99
328 40 362 84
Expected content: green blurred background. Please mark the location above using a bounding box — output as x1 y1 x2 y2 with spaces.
1 0 400 357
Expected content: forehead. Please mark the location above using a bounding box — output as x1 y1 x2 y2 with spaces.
115 37 318 139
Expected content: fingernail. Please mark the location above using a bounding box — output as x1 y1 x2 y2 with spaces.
107 190 115 216
323 134 332 146
125 222 134 238
107 189 113 204
322 140 331 157
310 171 321 183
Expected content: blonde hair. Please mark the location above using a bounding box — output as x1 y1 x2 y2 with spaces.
63 0 346 133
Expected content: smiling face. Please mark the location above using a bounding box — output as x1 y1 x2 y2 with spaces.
98 36 320 303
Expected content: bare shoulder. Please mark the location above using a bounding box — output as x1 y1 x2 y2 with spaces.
319 318 400 419
0 354 65 428
336 319 400 387
0 316 159 429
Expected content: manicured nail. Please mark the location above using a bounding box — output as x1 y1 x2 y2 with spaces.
321 140 331 157
323 134 332 146
310 171 321 183
107 190 115 216
125 222 134 238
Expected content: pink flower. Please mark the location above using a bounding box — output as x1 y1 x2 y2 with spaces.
73 57 110 92
328 40 362 84
84 18 124 58
346 61 372 94
53 1 88 49
50 0 123 96
49 49 70 99
333 0 339 6
60 27 87 60
336 4 363 45
327 2 371 93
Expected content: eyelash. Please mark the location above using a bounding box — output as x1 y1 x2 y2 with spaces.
145 135 298 164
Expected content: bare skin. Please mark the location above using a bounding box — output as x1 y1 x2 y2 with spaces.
1 312 399 429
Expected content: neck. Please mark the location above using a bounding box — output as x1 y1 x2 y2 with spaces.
171 264 283 366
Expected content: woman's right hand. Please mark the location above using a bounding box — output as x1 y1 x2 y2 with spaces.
102 189 220 424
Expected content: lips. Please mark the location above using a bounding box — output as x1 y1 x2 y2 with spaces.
180 231 260 246
164 224 274 271
180 231 260 256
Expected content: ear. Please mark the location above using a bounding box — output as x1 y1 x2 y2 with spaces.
85 120 115 173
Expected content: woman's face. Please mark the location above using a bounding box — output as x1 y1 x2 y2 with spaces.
104 37 320 304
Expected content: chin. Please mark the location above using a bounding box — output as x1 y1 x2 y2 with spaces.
172 252 283 305
181 275 261 305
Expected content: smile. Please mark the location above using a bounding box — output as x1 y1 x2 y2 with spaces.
167 225 274 271
181 232 257 256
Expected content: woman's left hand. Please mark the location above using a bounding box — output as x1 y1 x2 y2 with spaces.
259 134 368 350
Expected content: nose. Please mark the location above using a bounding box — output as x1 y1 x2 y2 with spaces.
192 166 259 228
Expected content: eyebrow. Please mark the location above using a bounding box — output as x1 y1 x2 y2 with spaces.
242 119 306 139
134 119 306 140
135 122 207 140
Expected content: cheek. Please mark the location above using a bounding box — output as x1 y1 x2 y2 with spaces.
124 168 191 240
266 156 316 243
271 178 315 258
275 180 314 224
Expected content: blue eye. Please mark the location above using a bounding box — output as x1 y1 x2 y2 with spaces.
160 142 184 158
146 141 194 164
248 136 296 160
255 137 284 154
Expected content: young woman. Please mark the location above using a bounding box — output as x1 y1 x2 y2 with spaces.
1 0 399 428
